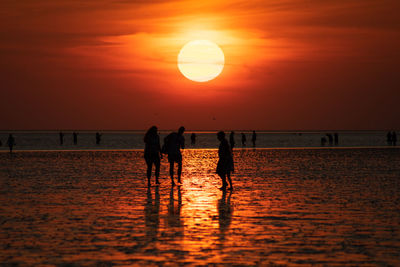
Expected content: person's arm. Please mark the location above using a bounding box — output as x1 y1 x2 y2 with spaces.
180 136 185 149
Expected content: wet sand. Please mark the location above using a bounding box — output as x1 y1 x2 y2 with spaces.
1 148 400 266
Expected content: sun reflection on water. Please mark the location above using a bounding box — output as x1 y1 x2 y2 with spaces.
1 149 400 265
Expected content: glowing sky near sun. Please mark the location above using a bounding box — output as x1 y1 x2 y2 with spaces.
1 0 400 130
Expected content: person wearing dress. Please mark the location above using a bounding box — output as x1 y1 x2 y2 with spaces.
216 131 234 190
144 126 162 186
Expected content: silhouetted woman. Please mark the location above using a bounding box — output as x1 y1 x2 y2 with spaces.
7 134 15 154
216 131 234 190
144 126 162 186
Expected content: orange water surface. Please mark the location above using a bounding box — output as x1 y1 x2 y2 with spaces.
1 148 399 265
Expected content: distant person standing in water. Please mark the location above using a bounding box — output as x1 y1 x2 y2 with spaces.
321 136 327 146
241 133 246 147
216 131 234 190
59 132 64 145
326 133 333 146
251 131 257 147
144 126 162 186
392 131 397 146
334 133 339 146
229 131 235 150
387 131 392 145
73 132 78 145
191 133 196 146
96 132 102 145
163 126 185 186
7 134 15 154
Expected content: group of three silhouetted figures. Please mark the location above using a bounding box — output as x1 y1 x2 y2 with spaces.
144 126 234 190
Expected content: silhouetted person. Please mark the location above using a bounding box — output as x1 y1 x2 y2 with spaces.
217 131 234 190
251 130 257 147
326 133 333 146
163 126 185 186
59 132 64 145
190 133 196 146
387 131 392 145
73 132 78 145
7 134 15 154
334 133 339 146
241 133 246 147
392 131 397 146
229 131 235 150
321 137 327 146
144 126 162 186
144 186 160 242
217 190 233 245
96 132 102 145
0 140 2 146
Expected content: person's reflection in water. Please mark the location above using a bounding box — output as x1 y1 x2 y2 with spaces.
167 186 183 237
218 190 233 246
144 186 160 243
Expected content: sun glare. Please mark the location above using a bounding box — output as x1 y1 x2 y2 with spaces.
178 40 224 82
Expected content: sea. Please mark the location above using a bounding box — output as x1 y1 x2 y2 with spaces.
1 131 399 265
0 130 395 150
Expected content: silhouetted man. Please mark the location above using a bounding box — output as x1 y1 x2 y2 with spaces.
241 133 246 147
251 131 257 147
321 136 327 146
96 132 102 145
73 132 78 145
387 131 392 145
164 126 185 186
393 131 397 146
326 133 333 146
59 132 64 145
7 134 15 154
191 133 196 146
334 133 339 146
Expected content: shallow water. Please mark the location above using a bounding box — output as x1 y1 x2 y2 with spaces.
1 148 400 266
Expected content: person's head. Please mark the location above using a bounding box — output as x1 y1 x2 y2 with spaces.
146 126 158 137
178 126 185 135
217 131 225 141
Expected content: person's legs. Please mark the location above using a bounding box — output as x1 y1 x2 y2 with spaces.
155 157 160 184
169 161 175 186
219 173 228 189
146 159 152 187
227 171 233 190
177 161 182 184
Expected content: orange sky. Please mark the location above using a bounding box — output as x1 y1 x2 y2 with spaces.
1 0 399 130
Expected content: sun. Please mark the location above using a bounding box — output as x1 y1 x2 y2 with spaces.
178 40 225 82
